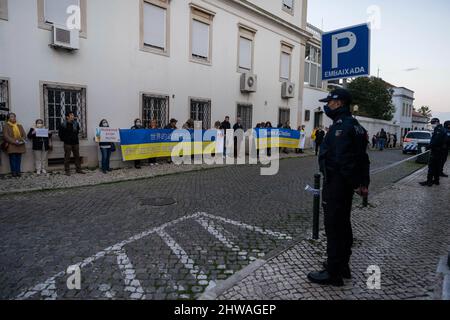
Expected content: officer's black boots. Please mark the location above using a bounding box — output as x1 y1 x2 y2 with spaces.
440 172 449 178
420 175 435 187
323 261 352 279
307 270 344 287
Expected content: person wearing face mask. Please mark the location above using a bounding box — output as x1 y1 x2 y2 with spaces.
27 119 52 175
98 119 113 174
131 118 145 169
419 118 447 187
307 89 370 287
3 113 27 177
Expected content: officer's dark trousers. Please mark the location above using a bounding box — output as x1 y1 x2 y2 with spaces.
441 149 448 174
322 172 354 276
428 151 443 182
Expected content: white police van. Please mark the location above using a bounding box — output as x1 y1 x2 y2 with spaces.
403 130 432 154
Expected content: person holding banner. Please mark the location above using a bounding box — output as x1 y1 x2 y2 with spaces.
131 118 145 169
97 119 113 174
27 119 52 175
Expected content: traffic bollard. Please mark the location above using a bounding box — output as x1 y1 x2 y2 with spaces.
312 173 321 240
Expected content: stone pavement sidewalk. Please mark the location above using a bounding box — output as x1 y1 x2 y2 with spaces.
0 151 313 196
201 164 450 300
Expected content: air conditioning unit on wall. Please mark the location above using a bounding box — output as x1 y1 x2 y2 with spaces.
281 81 295 99
50 25 79 50
240 73 257 93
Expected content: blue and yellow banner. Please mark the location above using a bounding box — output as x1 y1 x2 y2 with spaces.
119 129 214 161
119 128 302 161
255 128 301 149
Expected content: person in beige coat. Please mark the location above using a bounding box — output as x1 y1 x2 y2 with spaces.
3 113 27 177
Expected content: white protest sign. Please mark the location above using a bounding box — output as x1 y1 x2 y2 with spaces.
215 130 225 155
35 128 49 138
96 128 121 143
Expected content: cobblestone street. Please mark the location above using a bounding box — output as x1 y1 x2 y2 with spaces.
0 150 433 300
216 164 450 300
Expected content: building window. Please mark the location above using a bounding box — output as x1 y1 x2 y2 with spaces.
0 79 10 136
190 4 215 65
280 42 293 81
0 0 8 21
43 84 87 138
237 104 253 131
142 94 169 129
278 108 291 127
237 24 256 72
37 0 87 37
304 44 323 88
282 0 294 14
190 98 211 129
140 0 170 55
305 110 311 122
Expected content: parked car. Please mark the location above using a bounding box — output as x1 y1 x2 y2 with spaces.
402 131 432 154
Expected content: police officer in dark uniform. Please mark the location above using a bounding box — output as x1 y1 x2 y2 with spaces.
419 118 447 186
308 89 370 287
439 120 450 177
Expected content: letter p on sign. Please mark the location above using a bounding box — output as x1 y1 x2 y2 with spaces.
332 32 357 69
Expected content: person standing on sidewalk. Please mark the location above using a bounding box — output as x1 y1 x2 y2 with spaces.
131 118 145 169
59 112 85 176
440 121 450 177
308 89 370 287
27 119 52 175
420 118 447 186
97 119 113 174
3 113 27 177
378 129 387 151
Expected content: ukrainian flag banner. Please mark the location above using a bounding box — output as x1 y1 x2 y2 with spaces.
119 129 215 161
255 128 301 149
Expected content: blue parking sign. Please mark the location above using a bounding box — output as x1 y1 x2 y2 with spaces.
322 23 371 81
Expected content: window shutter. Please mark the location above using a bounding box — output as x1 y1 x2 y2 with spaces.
45 0 79 26
281 52 290 80
143 3 166 49
239 37 252 70
192 20 210 58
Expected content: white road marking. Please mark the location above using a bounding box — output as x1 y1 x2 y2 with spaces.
14 212 290 300
198 212 293 240
196 217 247 256
157 230 207 281
116 249 146 300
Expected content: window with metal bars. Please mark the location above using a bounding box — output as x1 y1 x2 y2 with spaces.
190 99 211 129
142 94 169 128
43 85 87 138
0 79 10 136
278 108 291 127
237 104 253 131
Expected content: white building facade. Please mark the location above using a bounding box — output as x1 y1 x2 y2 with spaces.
0 0 312 173
391 87 415 138
300 23 330 145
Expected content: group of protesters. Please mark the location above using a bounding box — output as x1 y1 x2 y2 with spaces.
371 129 398 151
1 112 331 177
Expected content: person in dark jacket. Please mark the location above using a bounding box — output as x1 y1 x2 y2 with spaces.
27 119 52 175
164 118 178 130
59 112 84 176
420 118 448 186
97 119 113 174
308 89 370 287
315 126 326 156
440 121 450 177
378 129 387 151
233 117 244 158
131 118 145 169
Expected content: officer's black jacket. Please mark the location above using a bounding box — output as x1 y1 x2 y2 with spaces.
319 106 371 188
429 124 447 152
